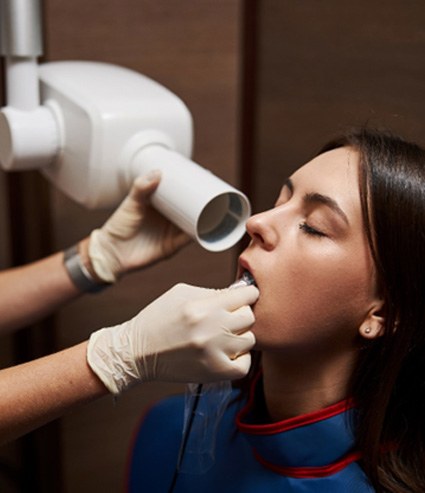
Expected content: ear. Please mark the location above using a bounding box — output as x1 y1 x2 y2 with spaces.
359 301 385 340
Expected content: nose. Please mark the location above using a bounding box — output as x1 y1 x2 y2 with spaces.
246 209 279 250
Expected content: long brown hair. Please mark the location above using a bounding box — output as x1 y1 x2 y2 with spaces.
320 128 425 492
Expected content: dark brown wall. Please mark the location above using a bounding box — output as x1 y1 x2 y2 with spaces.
253 1 425 213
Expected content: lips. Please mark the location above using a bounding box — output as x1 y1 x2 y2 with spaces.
238 257 257 287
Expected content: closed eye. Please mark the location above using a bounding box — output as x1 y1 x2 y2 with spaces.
299 222 327 238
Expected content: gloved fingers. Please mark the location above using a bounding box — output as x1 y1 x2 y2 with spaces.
150 215 191 254
223 305 256 334
173 231 192 253
182 285 257 323
215 285 259 312
227 329 256 356
169 283 239 308
226 352 253 380
130 170 162 203
103 171 162 234
165 282 214 300
162 283 257 308
211 330 255 365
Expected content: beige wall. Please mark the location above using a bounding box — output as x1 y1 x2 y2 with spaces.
0 1 243 492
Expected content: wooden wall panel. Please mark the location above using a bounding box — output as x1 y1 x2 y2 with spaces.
42 1 243 491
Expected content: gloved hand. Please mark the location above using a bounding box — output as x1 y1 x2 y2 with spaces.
88 171 189 283
87 283 259 394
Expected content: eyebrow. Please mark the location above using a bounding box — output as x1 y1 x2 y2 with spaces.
284 178 349 225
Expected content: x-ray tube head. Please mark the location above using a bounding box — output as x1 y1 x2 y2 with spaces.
131 145 251 252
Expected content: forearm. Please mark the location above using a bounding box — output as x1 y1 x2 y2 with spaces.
0 341 108 444
0 250 81 333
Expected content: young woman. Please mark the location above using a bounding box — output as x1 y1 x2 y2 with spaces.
128 128 425 492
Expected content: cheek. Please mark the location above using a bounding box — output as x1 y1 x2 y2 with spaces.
252 248 375 350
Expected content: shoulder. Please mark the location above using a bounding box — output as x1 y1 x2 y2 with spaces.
134 393 185 443
134 388 243 440
127 394 186 492
127 390 244 486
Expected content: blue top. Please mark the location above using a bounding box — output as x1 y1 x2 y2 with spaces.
127 376 374 492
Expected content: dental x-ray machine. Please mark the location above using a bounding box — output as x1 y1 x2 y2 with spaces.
0 0 250 252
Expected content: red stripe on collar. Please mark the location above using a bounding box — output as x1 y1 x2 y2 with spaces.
236 372 354 436
253 449 363 478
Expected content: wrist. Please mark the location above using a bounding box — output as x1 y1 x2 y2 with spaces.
63 241 111 293
87 325 139 395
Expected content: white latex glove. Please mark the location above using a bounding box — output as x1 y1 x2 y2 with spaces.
87 283 259 395
88 171 189 282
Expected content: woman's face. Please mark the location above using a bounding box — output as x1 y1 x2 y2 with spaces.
240 147 378 352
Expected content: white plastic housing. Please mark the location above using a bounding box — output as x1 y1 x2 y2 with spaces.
0 105 58 170
0 0 58 169
132 146 250 251
38 61 193 208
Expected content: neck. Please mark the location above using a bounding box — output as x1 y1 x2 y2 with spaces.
260 347 357 422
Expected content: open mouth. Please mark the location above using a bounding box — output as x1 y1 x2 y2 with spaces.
230 269 257 289
241 270 256 287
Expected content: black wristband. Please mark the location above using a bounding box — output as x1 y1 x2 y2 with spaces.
63 244 109 293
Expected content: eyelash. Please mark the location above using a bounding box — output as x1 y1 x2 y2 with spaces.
299 222 326 238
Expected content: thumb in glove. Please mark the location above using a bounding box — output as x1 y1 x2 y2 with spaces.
88 171 189 283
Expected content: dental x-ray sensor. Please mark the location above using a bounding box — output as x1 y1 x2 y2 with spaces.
0 0 250 251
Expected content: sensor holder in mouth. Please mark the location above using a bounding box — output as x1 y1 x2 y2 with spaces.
229 270 256 289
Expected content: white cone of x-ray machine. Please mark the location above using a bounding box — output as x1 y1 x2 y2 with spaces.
130 145 250 251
